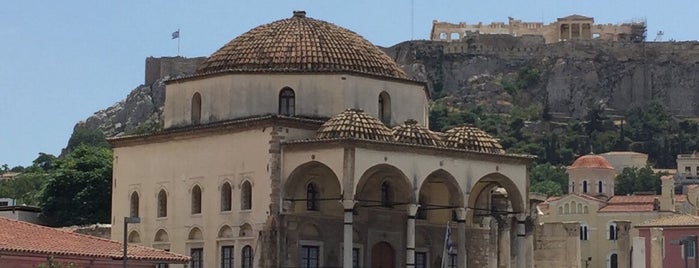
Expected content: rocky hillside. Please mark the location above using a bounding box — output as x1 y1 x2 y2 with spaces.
75 38 699 139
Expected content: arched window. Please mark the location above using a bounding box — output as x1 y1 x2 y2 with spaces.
221 182 232 212
608 223 618 240
381 181 392 207
130 191 139 218
582 180 588 193
191 92 202 124
279 87 295 116
157 190 167 218
242 245 253 268
580 224 589 241
598 180 604 193
571 201 577 213
306 183 319 211
378 92 391 125
564 203 570 214
128 231 141 243
241 181 252 210
558 206 563 215
191 185 202 214
577 203 583 214
610 253 618 268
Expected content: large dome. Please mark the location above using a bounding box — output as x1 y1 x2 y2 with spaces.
569 154 615 170
196 11 409 80
316 109 393 142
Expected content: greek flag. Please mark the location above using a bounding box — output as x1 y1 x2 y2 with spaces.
445 222 454 254
171 30 180 39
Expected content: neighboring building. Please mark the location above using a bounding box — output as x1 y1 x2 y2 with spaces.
0 171 20 181
110 11 537 268
0 205 42 224
675 152 699 192
0 217 189 268
600 151 648 174
636 214 699 268
431 14 646 43
0 197 15 206
538 155 692 268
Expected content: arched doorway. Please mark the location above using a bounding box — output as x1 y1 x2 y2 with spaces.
609 253 618 268
371 241 394 268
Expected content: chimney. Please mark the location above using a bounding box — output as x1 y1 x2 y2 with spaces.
293 10 306 18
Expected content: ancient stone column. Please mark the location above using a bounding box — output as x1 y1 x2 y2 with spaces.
498 217 512 268
457 208 467 268
406 204 419 267
516 215 527 268
342 200 356 268
650 228 664 268
614 221 632 268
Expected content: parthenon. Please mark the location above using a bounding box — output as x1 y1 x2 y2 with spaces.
431 14 646 43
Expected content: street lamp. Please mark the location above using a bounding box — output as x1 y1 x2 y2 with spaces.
123 216 141 268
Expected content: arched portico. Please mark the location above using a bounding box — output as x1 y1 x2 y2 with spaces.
355 164 413 206
417 169 464 224
467 172 529 268
284 161 342 215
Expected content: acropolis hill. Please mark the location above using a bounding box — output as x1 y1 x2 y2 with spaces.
77 18 699 136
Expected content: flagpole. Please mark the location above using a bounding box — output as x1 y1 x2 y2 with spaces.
441 221 449 268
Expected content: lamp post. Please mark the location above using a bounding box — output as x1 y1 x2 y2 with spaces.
123 216 141 268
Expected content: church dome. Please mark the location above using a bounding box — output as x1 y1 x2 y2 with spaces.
569 154 615 170
316 109 393 142
196 11 408 80
392 119 443 146
443 125 504 154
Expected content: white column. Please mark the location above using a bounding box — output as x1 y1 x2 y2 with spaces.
406 204 419 267
457 208 467 268
342 200 356 268
516 215 527 268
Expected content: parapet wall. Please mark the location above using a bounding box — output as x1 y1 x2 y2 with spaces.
533 222 581 268
145 56 207 85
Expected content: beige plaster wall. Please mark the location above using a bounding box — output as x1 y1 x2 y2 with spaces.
164 73 428 129
534 222 581 268
111 128 276 268
568 168 616 196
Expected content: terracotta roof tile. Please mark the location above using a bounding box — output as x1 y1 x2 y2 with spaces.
636 214 699 227
607 195 658 204
197 11 408 80
0 217 189 263
599 204 656 212
392 119 443 146
569 154 615 170
316 109 393 141
443 125 504 154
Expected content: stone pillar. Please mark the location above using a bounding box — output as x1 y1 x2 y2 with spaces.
342 200 356 268
650 228 664 268
614 221 632 268
516 216 527 268
568 23 572 40
457 208 467 268
406 204 419 267
498 217 511 268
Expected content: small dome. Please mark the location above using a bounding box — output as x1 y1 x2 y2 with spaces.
392 119 443 146
570 154 615 170
197 11 408 80
316 109 393 141
443 125 504 154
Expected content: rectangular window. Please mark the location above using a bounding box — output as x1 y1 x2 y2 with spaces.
684 241 696 258
686 166 692 173
155 263 169 268
352 248 360 268
696 166 699 176
190 248 203 268
300 245 320 268
415 252 427 268
221 246 234 268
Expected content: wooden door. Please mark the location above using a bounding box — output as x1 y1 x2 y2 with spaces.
371 241 394 268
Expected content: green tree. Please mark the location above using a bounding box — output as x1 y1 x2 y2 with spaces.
40 145 112 227
66 127 109 152
531 180 564 197
615 166 662 195
529 163 569 195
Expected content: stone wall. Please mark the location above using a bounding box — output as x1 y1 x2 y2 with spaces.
533 222 580 268
144 56 206 86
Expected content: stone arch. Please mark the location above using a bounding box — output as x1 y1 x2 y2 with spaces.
417 169 464 223
300 222 322 239
355 164 413 206
284 161 342 214
154 229 169 242
467 172 526 224
378 91 391 125
239 223 253 237
128 230 141 243
191 92 201 124
188 227 204 240
218 225 234 239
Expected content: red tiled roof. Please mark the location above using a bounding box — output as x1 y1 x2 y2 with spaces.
636 214 699 228
0 217 189 263
569 154 615 170
599 204 656 212
607 195 658 204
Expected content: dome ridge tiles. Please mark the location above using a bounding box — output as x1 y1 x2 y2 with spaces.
443 125 505 154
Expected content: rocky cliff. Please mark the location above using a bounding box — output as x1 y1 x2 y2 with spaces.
75 38 699 139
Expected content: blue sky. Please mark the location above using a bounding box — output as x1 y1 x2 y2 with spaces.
1 0 698 167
